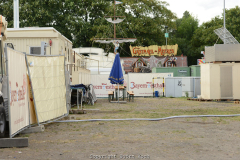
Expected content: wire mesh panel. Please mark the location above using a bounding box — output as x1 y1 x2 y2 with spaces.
214 27 239 44
26 55 67 123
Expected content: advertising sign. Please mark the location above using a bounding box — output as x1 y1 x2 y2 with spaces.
7 48 30 137
130 44 178 57
91 73 173 97
91 75 128 98
128 73 173 96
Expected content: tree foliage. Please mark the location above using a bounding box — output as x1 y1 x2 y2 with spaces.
0 0 176 57
190 6 240 65
93 0 177 56
0 0 112 46
170 7 240 66
1 1 240 65
169 11 199 65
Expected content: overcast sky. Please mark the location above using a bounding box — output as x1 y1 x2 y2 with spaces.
164 0 239 25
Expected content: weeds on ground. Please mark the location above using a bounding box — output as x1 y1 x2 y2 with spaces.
70 98 240 121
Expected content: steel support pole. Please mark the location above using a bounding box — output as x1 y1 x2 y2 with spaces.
4 45 11 138
14 0 19 28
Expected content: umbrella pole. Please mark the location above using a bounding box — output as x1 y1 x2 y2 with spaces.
118 83 119 103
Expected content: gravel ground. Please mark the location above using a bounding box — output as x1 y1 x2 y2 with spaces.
1 98 240 160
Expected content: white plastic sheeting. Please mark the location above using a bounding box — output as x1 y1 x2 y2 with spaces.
91 74 128 98
26 55 67 123
91 73 173 97
6 47 30 137
128 73 173 97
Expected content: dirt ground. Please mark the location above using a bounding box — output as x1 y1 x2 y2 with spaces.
1 98 240 160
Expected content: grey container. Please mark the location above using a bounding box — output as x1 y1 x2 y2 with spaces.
205 44 240 62
165 77 201 98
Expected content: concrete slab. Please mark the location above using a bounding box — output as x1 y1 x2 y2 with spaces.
20 125 45 134
0 138 28 148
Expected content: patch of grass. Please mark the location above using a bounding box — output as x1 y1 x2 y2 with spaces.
201 117 208 122
71 98 240 122
19 134 30 137
172 130 186 134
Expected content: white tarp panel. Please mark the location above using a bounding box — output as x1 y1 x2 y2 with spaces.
79 72 91 84
6 48 30 137
26 55 67 123
27 75 37 124
91 75 128 98
128 73 173 97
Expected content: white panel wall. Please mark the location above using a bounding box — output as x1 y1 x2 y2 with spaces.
165 77 201 98
201 63 240 99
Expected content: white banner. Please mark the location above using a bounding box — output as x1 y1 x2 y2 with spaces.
128 73 173 96
91 75 128 98
26 55 67 123
91 73 172 97
7 48 30 137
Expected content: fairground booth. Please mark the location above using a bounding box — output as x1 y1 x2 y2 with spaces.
120 44 188 74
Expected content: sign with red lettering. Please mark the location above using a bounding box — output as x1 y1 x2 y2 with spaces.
91 73 173 97
91 75 128 98
130 44 178 57
7 48 30 137
128 73 173 96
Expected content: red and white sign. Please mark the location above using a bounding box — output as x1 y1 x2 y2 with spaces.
7 48 29 137
91 75 128 98
91 73 173 97
128 73 173 96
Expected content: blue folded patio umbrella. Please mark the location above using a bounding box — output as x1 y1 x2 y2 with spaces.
108 53 124 102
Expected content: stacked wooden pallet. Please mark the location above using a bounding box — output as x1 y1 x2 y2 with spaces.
187 98 240 103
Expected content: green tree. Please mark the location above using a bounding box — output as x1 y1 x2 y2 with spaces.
170 11 199 65
0 0 113 47
191 6 240 63
1 0 176 55
0 0 76 41
191 16 222 50
93 0 177 56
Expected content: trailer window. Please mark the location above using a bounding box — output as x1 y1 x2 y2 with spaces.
30 47 41 55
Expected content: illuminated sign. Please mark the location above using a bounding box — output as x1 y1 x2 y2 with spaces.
130 44 178 57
